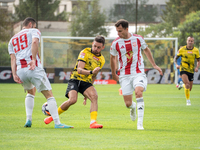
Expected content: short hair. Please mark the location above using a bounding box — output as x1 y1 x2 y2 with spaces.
22 17 36 27
115 19 129 29
94 35 105 46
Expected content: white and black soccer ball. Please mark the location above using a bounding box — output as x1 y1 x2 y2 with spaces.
42 102 51 116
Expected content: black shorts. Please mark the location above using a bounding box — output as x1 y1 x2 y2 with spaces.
65 79 93 98
180 71 194 81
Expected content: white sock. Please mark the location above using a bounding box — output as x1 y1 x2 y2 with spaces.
25 94 34 121
47 97 60 125
136 97 144 126
127 101 136 109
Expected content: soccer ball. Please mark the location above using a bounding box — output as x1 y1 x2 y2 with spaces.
42 102 51 116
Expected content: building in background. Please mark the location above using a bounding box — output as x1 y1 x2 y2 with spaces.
1 0 168 37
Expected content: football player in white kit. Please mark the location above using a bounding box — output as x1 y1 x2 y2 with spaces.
8 17 73 129
110 19 163 130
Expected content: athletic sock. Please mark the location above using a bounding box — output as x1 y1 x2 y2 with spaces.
58 106 65 115
127 101 136 109
47 97 60 125
25 94 34 121
136 97 144 126
184 88 190 100
90 111 97 124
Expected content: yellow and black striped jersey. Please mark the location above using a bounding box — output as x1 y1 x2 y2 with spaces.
177 46 200 73
70 48 105 83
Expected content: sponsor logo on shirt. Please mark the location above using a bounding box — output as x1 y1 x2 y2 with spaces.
93 56 99 61
187 51 193 54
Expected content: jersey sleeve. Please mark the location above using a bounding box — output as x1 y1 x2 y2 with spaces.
139 37 148 50
195 48 200 59
100 56 105 69
31 29 41 42
177 48 183 57
110 41 118 56
77 49 88 62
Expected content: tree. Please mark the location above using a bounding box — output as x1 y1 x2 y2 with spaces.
14 0 68 21
70 0 109 37
0 42 10 66
0 9 13 42
173 11 200 48
138 0 200 38
108 0 158 23
162 0 200 27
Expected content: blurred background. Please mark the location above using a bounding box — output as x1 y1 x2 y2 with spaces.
0 0 200 84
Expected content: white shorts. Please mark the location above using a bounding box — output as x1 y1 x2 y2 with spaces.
17 67 52 93
119 73 147 95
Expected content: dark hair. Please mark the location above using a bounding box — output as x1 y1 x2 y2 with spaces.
94 35 105 46
115 19 129 29
22 17 36 27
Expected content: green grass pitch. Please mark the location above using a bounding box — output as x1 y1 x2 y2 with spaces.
0 83 200 150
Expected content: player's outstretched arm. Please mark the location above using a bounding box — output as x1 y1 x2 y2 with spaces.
144 47 163 76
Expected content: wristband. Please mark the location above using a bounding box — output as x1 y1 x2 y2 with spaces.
90 70 93 74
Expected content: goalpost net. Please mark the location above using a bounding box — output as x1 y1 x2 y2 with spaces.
40 36 178 84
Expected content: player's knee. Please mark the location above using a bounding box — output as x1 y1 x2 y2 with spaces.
135 91 143 98
69 97 77 104
89 93 98 102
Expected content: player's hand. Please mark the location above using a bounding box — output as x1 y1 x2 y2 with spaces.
13 74 23 84
176 64 180 69
28 60 36 70
92 67 100 75
83 97 87 105
154 65 163 76
195 67 198 72
112 74 119 82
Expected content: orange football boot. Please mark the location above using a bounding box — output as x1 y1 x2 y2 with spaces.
44 116 53 124
90 122 103 129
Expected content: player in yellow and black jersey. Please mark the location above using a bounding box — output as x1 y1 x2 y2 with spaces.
71 47 105 83
174 36 200 106
44 35 105 128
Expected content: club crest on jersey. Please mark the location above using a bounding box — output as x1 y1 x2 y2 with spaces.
80 52 85 58
132 42 137 47
125 51 133 62
93 56 99 61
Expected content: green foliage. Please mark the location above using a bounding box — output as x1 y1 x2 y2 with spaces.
163 0 200 26
70 0 109 37
138 0 200 42
0 84 200 149
14 0 68 21
173 11 200 48
138 22 173 38
108 0 158 23
0 9 13 42
0 42 10 66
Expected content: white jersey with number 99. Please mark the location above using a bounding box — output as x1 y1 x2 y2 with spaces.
8 28 41 70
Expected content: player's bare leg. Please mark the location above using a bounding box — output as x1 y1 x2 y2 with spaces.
83 86 103 129
123 94 137 122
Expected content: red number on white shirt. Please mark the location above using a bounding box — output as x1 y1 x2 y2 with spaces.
12 33 28 53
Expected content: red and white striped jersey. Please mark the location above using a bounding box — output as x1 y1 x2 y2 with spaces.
8 28 41 70
110 34 148 76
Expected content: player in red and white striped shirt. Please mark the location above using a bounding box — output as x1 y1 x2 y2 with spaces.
8 17 73 129
110 19 163 130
